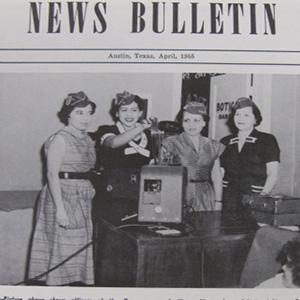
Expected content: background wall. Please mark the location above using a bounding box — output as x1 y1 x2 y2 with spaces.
0 72 182 191
270 75 300 195
294 76 300 196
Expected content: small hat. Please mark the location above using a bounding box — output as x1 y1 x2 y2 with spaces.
64 91 90 107
114 91 137 107
234 97 255 110
183 101 207 115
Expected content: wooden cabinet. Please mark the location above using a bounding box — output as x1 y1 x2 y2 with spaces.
93 199 258 288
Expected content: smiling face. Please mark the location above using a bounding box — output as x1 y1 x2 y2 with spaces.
68 104 93 131
182 111 206 137
116 101 143 130
234 106 256 132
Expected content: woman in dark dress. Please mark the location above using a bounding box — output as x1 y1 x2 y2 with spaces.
220 97 280 212
93 91 153 170
90 91 153 218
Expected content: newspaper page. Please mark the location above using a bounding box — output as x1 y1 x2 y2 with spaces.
0 0 300 299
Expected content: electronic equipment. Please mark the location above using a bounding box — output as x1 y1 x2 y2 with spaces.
137 119 187 224
243 194 300 213
243 194 300 226
249 210 300 227
158 120 183 135
138 165 187 224
150 118 182 165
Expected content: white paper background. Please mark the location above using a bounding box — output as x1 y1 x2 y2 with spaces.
0 0 300 73
1 0 300 299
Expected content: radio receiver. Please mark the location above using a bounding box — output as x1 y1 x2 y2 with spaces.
138 165 187 223
138 118 187 224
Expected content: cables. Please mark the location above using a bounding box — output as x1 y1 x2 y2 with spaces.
15 223 150 286
15 241 93 286
18 214 206 287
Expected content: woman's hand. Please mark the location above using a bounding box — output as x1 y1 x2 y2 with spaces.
103 118 154 149
141 118 153 130
56 206 69 228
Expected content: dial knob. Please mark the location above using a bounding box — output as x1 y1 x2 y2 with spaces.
154 206 162 214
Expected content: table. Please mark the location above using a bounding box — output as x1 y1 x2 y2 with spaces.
93 197 258 288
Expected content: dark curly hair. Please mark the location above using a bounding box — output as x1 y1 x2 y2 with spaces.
227 97 262 133
276 238 300 287
109 94 144 122
58 92 96 125
176 107 210 124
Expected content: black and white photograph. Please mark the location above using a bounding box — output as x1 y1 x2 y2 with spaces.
0 72 300 294
1 0 300 299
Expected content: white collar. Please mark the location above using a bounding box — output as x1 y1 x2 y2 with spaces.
116 121 150 157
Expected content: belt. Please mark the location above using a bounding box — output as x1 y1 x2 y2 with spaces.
59 169 100 180
189 179 208 183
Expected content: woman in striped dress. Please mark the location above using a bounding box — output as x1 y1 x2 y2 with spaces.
161 101 224 211
28 91 97 286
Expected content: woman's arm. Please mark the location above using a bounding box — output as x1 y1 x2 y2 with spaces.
261 161 279 195
47 135 69 228
211 158 223 211
103 120 151 149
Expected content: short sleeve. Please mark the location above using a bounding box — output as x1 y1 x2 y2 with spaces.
100 133 115 145
220 134 232 147
209 139 226 160
92 125 117 148
263 134 280 163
